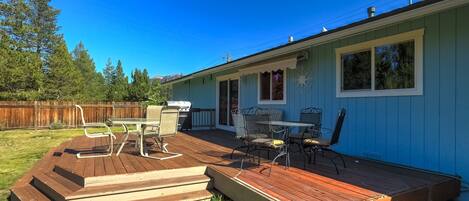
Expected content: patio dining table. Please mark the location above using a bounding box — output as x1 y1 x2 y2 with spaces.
110 118 160 157
256 120 315 167
256 120 316 139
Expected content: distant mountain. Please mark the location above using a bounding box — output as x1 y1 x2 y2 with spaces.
151 74 183 83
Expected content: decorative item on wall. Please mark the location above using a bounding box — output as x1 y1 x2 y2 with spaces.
297 74 310 87
296 63 310 87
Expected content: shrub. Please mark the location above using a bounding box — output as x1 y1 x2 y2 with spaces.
49 121 64 130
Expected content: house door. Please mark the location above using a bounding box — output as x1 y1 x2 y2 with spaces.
217 79 239 130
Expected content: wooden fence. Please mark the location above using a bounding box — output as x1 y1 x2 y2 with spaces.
0 101 145 129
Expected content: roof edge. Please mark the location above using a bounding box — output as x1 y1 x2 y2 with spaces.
163 0 466 86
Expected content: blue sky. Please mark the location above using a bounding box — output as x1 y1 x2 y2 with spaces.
51 0 413 78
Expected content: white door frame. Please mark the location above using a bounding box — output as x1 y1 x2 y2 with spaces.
215 73 240 132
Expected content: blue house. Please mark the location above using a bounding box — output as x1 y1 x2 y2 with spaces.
163 0 469 188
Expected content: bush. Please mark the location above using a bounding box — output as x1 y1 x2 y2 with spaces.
49 121 64 130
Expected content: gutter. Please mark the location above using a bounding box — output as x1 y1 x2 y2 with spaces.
163 0 469 86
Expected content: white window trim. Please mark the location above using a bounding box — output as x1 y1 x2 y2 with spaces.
257 70 287 105
335 29 424 98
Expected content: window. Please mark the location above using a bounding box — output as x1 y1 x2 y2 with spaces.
375 40 415 90
336 29 423 97
258 69 286 104
342 50 372 91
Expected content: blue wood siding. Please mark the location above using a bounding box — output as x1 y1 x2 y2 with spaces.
172 75 216 108
171 5 469 183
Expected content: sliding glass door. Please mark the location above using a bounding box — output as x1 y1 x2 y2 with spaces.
218 79 239 127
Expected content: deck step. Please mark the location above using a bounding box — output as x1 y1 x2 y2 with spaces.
54 164 207 187
10 184 51 201
66 174 211 201
32 171 82 200
53 165 85 187
134 189 213 201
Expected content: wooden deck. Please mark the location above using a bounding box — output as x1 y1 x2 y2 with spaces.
11 129 460 201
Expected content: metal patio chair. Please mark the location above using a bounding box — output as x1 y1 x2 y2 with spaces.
242 114 289 176
141 106 182 160
75 105 116 158
290 107 322 151
230 107 269 159
302 108 346 174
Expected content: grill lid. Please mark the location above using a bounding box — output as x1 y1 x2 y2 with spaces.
166 101 191 112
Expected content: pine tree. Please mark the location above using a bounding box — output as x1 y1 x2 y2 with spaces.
0 0 60 100
128 68 150 101
43 38 83 100
29 0 60 59
147 78 170 105
103 59 128 101
111 60 129 101
0 27 43 100
72 41 106 101
0 0 34 51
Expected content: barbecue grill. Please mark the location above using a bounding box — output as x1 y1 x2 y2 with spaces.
166 101 192 130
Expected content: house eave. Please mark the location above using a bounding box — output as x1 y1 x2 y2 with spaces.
162 0 468 86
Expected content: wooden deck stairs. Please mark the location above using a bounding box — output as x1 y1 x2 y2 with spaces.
10 164 213 201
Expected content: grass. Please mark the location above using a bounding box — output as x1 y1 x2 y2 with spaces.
0 127 127 200
211 191 232 201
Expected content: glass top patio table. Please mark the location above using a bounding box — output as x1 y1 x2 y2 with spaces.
256 120 315 128
110 118 159 125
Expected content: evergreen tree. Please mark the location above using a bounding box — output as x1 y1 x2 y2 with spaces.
72 41 106 101
29 0 60 60
111 60 129 101
43 38 83 100
0 0 34 51
147 78 170 105
0 0 60 99
0 31 43 100
103 58 114 92
103 59 128 101
128 68 150 101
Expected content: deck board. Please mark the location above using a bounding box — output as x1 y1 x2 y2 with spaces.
11 129 460 201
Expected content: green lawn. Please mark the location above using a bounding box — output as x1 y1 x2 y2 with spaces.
0 127 126 200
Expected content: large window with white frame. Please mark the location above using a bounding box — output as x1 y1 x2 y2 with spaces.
335 29 424 97
258 69 286 104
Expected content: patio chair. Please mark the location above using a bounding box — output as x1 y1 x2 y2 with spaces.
302 108 346 174
290 107 322 151
120 105 164 152
146 105 164 121
142 105 164 141
243 114 289 175
230 108 269 159
75 105 116 158
141 106 182 160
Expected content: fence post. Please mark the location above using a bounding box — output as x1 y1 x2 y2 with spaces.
33 101 38 130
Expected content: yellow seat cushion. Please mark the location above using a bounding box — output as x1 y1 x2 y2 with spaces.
245 133 269 140
303 138 330 146
251 138 285 148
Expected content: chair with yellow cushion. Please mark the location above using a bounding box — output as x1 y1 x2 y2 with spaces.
243 114 289 172
302 108 346 174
